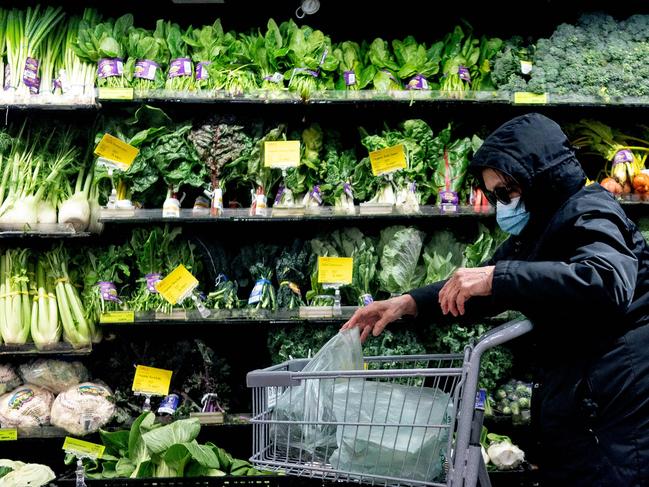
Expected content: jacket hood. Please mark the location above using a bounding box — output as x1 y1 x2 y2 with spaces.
469 113 586 221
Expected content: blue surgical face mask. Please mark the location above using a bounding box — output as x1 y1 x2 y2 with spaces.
496 196 530 235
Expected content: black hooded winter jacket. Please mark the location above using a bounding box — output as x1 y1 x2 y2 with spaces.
408 113 649 486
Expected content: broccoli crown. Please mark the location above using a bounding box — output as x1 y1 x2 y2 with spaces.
493 13 649 99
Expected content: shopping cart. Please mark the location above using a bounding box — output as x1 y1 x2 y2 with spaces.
246 318 533 487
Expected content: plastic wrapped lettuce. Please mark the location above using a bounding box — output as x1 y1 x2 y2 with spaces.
378 227 426 295
51 382 115 436
0 385 54 428
0 365 21 395
19 360 89 394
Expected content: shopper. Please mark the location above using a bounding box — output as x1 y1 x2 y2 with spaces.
342 113 649 486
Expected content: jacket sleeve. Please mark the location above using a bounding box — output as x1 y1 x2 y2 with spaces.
407 283 505 323
406 238 514 323
492 212 638 315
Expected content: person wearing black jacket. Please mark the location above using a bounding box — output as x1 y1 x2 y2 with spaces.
342 113 649 486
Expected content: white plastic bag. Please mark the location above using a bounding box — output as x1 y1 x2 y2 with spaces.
329 380 451 482
271 328 363 460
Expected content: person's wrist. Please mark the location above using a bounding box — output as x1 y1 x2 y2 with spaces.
395 294 417 317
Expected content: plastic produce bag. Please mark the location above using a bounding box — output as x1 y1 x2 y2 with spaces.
0 365 21 394
0 384 54 428
329 380 451 482
271 328 363 460
19 360 89 394
50 382 116 436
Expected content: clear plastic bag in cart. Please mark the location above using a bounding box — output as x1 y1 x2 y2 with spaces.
329 380 451 482
272 328 364 461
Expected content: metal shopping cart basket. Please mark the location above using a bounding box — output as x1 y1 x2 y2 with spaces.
246 318 532 487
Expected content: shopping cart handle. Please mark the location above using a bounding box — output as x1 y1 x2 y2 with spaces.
474 317 533 355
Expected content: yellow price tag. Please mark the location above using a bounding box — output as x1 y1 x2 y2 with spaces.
317 257 353 285
132 365 173 396
264 141 301 168
513 92 548 105
99 311 135 324
63 437 105 459
0 429 17 441
155 265 199 305
94 134 139 168
97 87 134 100
369 145 407 176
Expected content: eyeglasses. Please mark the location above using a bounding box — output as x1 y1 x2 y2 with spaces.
483 185 516 206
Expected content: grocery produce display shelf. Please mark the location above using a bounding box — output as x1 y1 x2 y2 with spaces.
99 308 519 327
99 206 495 224
0 222 90 239
7 89 649 110
0 93 97 110
0 343 92 356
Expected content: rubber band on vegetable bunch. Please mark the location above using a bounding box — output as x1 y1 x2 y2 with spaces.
126 20 169 94
275 241 310 310
164 22 195 92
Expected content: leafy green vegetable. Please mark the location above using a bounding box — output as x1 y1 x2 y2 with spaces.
463 224 508 268
125 22 169 90
275 240 310 309
283 20 338 99
423 322 513 391
423 231 465 284
392 36 439 82
142 418 201 454
164 22 193 91
367 38 401 91
378 226 426 294
128 226 202 314
73 14 133 87
333 41 375 90
71 413 275 479
234 244 280 311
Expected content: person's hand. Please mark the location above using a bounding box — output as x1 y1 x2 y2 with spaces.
439 266 495 317
340 295 417 342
